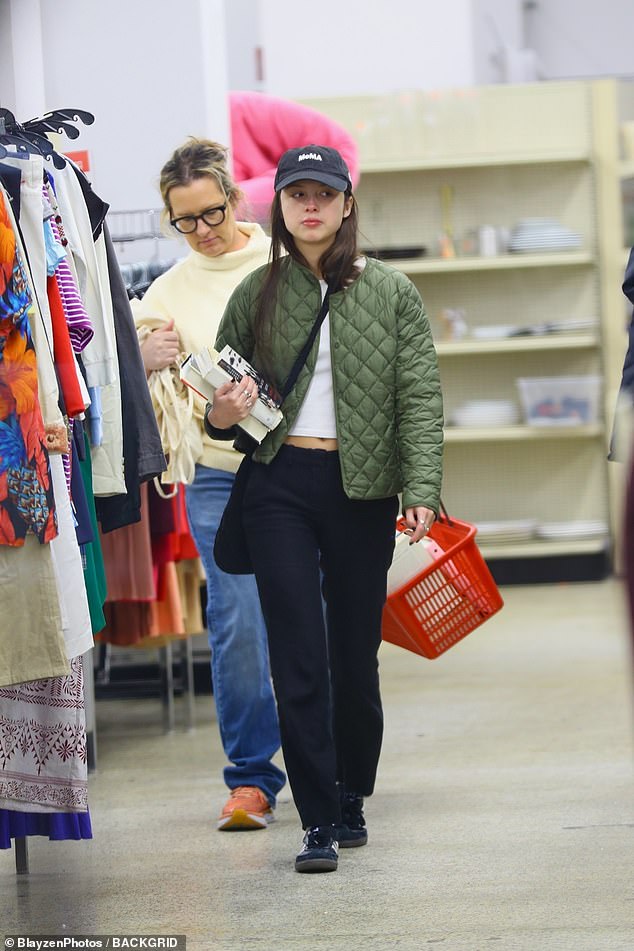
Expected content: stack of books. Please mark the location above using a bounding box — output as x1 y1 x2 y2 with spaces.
180 345 283 443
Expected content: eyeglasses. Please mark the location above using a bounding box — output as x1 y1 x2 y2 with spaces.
170 204 227 234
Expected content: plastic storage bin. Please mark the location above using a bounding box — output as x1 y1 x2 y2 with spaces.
382 516 503 659
516 375 601 426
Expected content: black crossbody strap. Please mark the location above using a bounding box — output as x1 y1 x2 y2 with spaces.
280 286 331 401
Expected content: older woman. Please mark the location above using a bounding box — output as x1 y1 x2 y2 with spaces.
137 138 285 831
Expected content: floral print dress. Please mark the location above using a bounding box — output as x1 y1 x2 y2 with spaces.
0 189 57 546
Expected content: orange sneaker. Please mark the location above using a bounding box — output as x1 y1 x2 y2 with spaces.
217 786 274 831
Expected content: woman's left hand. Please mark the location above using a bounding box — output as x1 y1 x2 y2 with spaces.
404 506 435 544
206 378 260 430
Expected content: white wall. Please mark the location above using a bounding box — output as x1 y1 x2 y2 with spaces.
2 0 46 118
256 0 477 98
526 0 634 80
41 0 229 210
225 0 262 91
471 0 525 84
1 0 230 214
0 0 16 111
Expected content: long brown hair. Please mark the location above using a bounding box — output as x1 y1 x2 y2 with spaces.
254 188 360 384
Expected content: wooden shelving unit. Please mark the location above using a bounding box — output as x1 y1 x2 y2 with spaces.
373 251 594 274
436 334 598 357
444 424 604 444
304 80 629 572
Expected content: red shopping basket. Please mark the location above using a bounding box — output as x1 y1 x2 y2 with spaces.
382 514 503 658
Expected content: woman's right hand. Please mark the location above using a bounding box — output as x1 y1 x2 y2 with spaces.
140 319 181 372
207 378 259 429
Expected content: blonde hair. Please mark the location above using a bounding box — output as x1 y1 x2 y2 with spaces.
159 137 244 224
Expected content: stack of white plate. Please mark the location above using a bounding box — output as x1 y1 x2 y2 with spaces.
471 325 518 340
475 520 537 543
471 317 599 340
545 317 599 333
508 218 582 253
536 520 608 541
451 399 520 428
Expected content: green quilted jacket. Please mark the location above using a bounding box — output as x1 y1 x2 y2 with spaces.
215 256 444 512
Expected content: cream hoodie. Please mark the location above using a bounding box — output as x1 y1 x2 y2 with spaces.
136 222 270 473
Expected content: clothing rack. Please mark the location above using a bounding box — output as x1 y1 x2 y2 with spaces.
119 257 179 299
95 640 196 733
108 208 165 244
2 106 96 876
1 105 95 877
108 209 179 296
2 106 200 875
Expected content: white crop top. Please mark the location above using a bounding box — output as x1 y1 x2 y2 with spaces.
288 279 337 438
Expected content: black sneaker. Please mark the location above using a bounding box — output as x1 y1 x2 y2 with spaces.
295 825 339 873
337 791 368 848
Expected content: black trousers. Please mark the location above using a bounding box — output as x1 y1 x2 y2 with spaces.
244 445 398 828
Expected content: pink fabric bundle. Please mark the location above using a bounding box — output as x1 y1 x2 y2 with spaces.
229 91 360 219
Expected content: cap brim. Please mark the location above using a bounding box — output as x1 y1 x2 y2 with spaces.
275 170 349 192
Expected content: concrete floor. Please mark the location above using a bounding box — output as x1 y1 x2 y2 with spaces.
2 579 633 951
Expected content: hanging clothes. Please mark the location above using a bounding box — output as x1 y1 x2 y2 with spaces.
75 426 107 635
0 534 68 687
51 162 116 387
48 162 125 496
0 162 21 220
47 274 87 418
0 808 92 848
0 127 167 842
1 156 67 450
0 656 88 813
0 185 68 687
0 188 58 547
94 226 166 530
98 481 188 646
46 193 95 354
0 113 165 849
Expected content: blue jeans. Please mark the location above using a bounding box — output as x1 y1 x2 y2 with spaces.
185 464 285 806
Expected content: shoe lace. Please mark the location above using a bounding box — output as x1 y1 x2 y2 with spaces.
228 786 266 807
305 825 336 847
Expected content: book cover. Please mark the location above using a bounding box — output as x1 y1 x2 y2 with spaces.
180 346 283 444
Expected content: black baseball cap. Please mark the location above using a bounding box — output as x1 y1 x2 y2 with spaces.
274 145 352 193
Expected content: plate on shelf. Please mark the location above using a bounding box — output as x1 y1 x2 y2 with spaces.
535 520 608 541
363 246 427 260
509 241 582 254
471 325 518 340
547 317 598 331
471 317 599 340
475 520 537 543
452 399 520 427
508 220 582 254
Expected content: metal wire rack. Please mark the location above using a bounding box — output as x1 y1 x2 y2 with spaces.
107 208 166 243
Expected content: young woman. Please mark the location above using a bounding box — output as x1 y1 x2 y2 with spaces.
208 144 443 872
136 138 285 830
